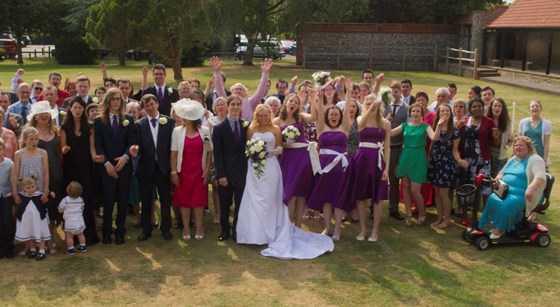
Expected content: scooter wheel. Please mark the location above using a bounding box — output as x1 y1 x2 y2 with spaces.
476 236 490 250
536 233 551 247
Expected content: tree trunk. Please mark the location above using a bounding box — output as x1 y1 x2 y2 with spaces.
172 52 183 81
15 29 24 65
118 51 126 66
243 36 256 66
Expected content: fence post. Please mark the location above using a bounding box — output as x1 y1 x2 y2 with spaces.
48 46 51 58
34 50 37 58
445 47 449 73
28 52 31 59
336 47 340 70
41 47 44 55
458 47 463 77
473 48 478 80
402 48 406 71
433 46 437 71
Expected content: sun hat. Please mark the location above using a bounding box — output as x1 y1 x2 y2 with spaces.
27 100 59 121
173 98 205 120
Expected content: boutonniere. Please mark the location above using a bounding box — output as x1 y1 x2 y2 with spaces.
122 119 130 127
241 120 249 128
92 97 99 104
167 87 173 94
158 117 168 125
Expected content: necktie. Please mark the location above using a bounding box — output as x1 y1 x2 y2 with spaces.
151 117 157 128
392 105 399 117
233 120 240 142
157 87 163 103
20 106 27 125
112 115 119 137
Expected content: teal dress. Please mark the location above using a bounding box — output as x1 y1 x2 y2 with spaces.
479 157 528 232
523 121 545 159
397 123 428 183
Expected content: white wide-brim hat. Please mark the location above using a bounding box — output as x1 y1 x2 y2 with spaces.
173 98 205 121
27 101 59 121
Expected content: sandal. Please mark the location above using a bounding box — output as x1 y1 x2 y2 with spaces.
431 219 443 227
404 216 413 227
437 222 450 229
418 215 427 225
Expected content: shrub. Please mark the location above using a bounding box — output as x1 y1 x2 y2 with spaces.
0 48 5 60
54 37 97 65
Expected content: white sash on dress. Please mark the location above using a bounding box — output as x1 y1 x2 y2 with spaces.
359 141 384 170
291 141 321 175
319 148 348 174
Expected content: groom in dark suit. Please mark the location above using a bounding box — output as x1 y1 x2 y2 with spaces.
212 95 248 242
131 94 175 241
94 88 138 245
141 64 179 116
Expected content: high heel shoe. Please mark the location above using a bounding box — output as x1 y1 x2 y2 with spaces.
368 235 378 242
195 232 204 240
356 234 366 241
183 234 191 241
332 229 341 241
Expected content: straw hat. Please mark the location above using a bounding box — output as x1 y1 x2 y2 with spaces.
173 98 204 120
27 101 59 121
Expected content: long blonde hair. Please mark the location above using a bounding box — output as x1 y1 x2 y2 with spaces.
364 94 384 124
19 127 39 148
250 104 272 129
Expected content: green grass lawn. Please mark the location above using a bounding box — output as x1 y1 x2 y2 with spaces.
0 58 559 306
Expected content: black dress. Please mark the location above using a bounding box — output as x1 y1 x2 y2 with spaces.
63 129 99 244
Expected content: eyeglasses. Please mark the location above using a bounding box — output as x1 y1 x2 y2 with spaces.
34 87 43 91
454 106 465 108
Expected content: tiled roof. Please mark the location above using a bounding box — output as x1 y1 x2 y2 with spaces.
486 0 560 28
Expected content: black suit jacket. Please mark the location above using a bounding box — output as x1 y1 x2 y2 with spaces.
134 115 174 177
3 111 23 133
142 86 179 116
212 118 248 183
94 114 137 165
206 89 231 112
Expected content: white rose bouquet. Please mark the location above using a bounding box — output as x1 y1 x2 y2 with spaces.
282 125 300 143
311 71 332 89
245 137 268 178
378 87 392 107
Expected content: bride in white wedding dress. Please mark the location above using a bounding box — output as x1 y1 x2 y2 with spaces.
236 104 334 259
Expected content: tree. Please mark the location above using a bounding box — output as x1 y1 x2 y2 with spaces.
85 0 132 66
0 0 65 64
126 0 211 80
215 0 288 66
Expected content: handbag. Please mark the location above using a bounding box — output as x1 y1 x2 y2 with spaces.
494 180 509 200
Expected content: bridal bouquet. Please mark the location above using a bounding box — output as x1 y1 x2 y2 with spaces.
378 87 393 107
282 125 300 143
311 71 332 89
245 137 267 178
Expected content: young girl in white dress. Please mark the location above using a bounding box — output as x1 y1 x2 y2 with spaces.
14 176 50 261
58 181 87 255
12 127 50 260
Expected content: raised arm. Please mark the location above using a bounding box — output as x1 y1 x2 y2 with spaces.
300 90 318 124
372 73 384 95
358 99 375 130
203 77 214 100
211 57 227 98
100 62 108 80
340 79 353 133
315 89 326 135
247 58 272 106
288 75 297 94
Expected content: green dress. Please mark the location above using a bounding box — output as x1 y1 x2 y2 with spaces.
397 122 428 183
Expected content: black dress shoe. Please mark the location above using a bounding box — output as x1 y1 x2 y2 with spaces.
5 251 14 259
162 231 173 241
87 236 101 246
102 235 112 244
115 236 125 245
137 232 152 241
218 231 230 241
232 231 237 242
389 212 405 221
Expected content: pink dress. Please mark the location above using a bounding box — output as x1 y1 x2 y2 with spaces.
173 135 207 208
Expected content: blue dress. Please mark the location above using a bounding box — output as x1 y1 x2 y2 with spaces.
427 130 459 188
479 157 528 232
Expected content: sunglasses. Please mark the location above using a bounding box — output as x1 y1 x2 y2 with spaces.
34 87 43 91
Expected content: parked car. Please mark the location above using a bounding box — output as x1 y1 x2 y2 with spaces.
1 33 28 47
290 42 297 55
280 40 295 54
235 40 283 60
0 39 16 58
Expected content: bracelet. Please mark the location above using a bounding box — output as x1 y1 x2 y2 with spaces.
171 171 178 175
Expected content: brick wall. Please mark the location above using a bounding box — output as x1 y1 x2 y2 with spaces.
301 23 460 70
